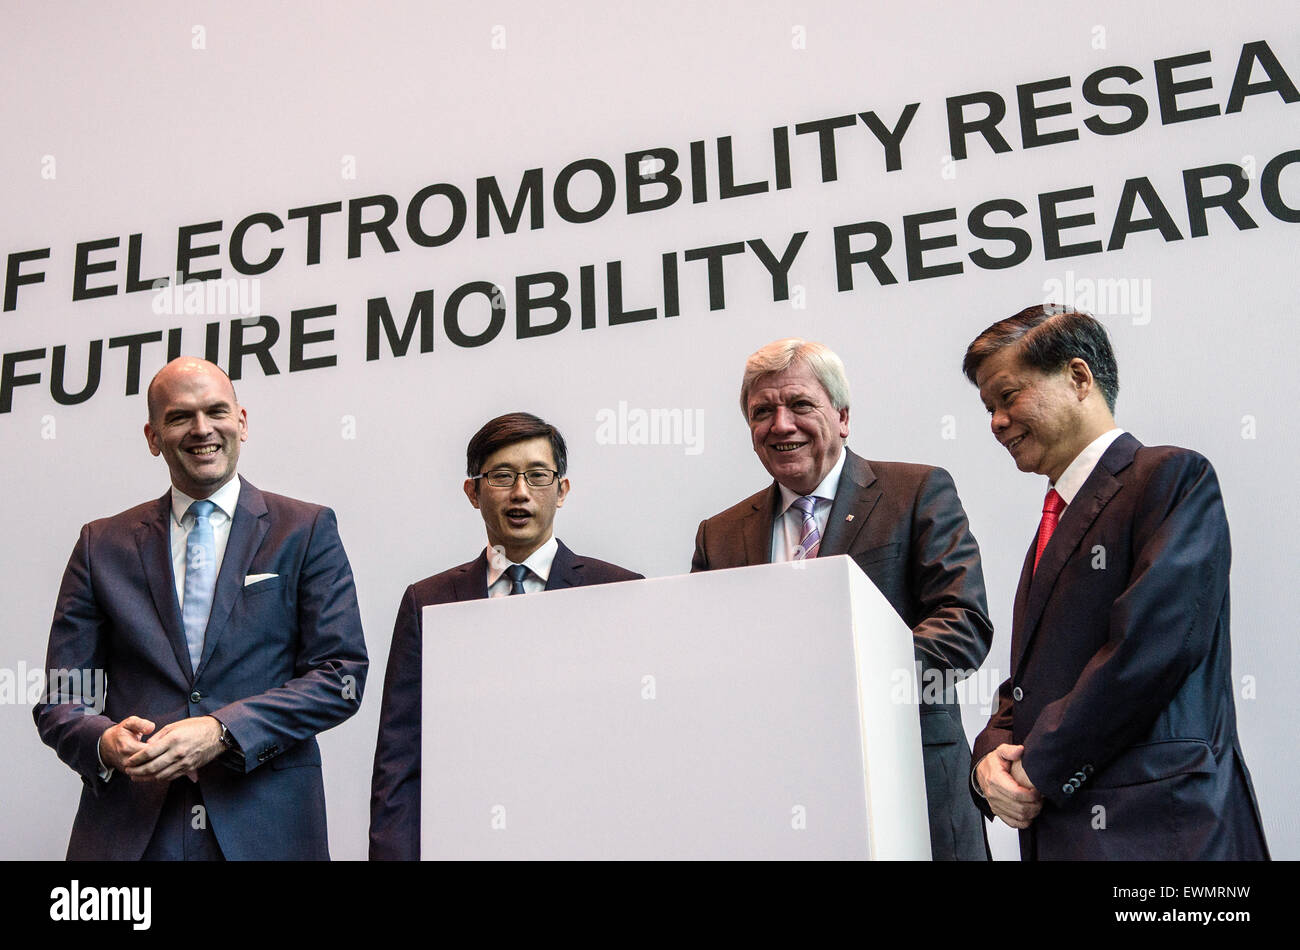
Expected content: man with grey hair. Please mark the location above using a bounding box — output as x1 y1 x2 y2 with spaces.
692 338 994 860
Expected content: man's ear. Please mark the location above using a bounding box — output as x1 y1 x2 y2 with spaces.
838 405 850 439
463 479 481 510
144 422 161 457
555 477 570 508
1068 358 1095 400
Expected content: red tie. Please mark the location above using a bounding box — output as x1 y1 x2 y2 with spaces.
1033 489 1066 573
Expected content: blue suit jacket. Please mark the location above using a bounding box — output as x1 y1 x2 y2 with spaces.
34 477 368 860
368 540 641 860
971 434 1269 859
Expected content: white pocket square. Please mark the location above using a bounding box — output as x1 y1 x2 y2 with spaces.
244 573 279 587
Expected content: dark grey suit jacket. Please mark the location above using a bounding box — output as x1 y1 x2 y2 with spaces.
971 434 1269 859
368 539 642 860
692 448 993 860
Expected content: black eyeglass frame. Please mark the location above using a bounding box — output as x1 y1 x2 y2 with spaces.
470 469 562 488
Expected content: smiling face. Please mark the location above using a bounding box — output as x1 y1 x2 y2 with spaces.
746 361 849 496
464 436 570 563
144 359 247 499
975 346 1092 483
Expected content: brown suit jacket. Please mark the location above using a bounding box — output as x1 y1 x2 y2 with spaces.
692 448 993 860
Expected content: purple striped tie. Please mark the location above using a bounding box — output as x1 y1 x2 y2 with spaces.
791 495 821 560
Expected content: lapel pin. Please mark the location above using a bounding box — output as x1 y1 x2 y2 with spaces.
846 514 854 522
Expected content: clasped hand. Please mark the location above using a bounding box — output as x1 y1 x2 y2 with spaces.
100 715 224 783
976 743 1043 829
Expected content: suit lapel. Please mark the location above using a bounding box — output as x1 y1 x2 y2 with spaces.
546 540 581 590
819 449 882 557
741 486 778 565
1009 541 1037 672
137 492 193 679
1014 434 1138 667
196 478 269 677
450 552 490 600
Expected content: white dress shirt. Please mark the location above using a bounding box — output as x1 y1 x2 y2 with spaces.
169 477 241 607
485 536 559 597
1051 428 1126 505
771 447 847 562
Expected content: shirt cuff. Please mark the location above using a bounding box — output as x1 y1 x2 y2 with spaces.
96 733 114 782
971 758 986 799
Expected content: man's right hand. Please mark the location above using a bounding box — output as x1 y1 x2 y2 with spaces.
976 743 1043 829
99 716 156 773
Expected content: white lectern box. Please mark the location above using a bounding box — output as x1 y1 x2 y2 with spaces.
421 555 930 859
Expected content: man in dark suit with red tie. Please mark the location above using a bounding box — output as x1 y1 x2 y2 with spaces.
691 339 994 861
963 305 1268 859
369 412 642 860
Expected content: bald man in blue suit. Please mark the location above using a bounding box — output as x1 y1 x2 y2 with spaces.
34 358 367 860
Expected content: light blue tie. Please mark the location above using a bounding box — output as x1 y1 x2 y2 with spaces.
182 499 217 672
791 495 821 560
505 563 529 595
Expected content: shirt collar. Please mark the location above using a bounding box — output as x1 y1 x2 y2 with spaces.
485 535 560 588
170 477 241 526
1051 428 1125 505
777 446 847 513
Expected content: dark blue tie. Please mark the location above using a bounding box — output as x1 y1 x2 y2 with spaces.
505 563 529 595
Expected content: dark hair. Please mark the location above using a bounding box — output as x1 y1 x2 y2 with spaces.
465 412 568 477
962 304 1119 412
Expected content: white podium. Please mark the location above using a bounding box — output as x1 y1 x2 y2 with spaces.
420 555 930 859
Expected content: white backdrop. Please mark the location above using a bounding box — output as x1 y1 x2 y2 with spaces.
3 1 1296 860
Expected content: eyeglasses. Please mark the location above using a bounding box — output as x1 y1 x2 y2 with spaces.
471 469 561 489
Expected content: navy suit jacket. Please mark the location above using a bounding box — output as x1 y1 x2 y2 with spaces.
971 434 1269 859
34 477 368 860
691 449 994 861
368 539 642 860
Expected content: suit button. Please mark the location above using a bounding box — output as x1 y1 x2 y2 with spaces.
1082 764 1094 776
189 691 202 703
1070 777 1082 788
1012 686 1024 701
1062 784 1074 795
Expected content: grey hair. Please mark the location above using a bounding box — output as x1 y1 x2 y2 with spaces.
739 339 851 418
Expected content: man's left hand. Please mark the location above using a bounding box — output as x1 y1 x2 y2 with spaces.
123 716 225 783
1010 756 1037 793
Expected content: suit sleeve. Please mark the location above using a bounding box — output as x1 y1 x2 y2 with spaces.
907 467 994 676
369 584 423 861
690 520 709 573
210 506 368 770
33 523 118 784
1021 452 1230 808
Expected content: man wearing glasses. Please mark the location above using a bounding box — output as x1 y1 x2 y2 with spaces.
369 412 642 860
